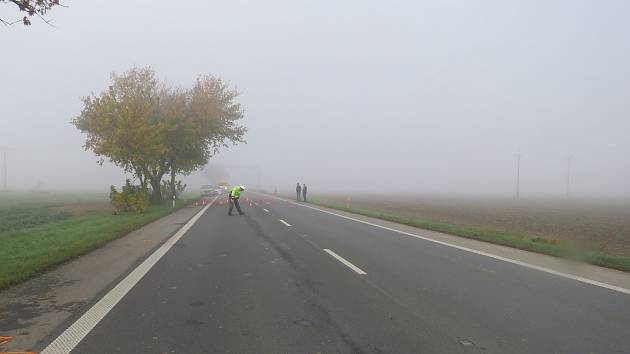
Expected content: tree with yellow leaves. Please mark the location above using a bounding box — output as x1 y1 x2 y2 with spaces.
73 67 245 204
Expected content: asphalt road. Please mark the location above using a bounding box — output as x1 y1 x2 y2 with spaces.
60 194 630 354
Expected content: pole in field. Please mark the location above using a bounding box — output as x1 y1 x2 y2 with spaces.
516 151 521 199
565 155 572 198
3 151 6 192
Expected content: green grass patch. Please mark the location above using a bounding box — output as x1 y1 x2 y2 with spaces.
0 199 194 290
308 199 630 273
0 207 72 233
0 191 107 208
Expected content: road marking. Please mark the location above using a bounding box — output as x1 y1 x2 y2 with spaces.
279 219 291 227
40 196 219 354
263 208 269 213
324 249 367 275
256 193 630 296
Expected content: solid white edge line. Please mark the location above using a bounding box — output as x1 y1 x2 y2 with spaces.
279 219 291 227
324 249 367 275
40 197 218 354
263 208 269 213
257 193 630 295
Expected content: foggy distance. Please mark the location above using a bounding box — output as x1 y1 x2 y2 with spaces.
2 0 629 196
4 2 630 354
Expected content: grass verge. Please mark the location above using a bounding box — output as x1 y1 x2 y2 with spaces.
0 199 195 290
308 199 630 273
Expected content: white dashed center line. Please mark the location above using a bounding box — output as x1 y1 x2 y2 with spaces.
263 208 269 213
323 249 367 275
279 219 291 227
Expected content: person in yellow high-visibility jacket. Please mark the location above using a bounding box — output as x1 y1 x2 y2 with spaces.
228 185 246 216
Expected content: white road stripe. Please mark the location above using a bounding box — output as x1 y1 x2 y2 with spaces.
256 193 630 296
324 249 367 275
263 208 269 213
40 197 218 354
279 219 291 227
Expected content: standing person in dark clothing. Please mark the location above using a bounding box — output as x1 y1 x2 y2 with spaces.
296 183 302 201
302 184 307 202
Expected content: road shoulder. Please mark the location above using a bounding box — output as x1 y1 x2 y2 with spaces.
0 204 204 352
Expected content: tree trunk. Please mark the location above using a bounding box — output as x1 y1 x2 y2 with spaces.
139 174 146 190
135 168 148 190
149 176 163 204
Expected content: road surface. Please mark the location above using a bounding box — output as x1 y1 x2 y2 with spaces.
42 194 630 353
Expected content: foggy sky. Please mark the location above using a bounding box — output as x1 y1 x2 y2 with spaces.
1 0 629 196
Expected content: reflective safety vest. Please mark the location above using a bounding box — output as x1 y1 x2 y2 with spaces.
230 186 242 199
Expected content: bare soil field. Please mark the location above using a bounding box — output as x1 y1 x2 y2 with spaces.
314 195 630 257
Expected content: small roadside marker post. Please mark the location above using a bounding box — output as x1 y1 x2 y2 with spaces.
172 195 175 209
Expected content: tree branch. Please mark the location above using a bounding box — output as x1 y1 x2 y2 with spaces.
4 0 61 26
35 11 55 27
0 17 22 25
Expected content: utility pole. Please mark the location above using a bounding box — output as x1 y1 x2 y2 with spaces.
3 151 6 192
516 151 521 199
565 155 572 198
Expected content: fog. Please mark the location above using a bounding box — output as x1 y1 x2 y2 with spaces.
1 0 629 197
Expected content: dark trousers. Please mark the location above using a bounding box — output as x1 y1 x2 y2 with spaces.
296 191 301 201
302 191 306 202
228 198 243 215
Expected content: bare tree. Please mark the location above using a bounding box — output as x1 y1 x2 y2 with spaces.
1 0 64 26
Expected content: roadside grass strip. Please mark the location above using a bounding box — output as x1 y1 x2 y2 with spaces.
0 199 196 290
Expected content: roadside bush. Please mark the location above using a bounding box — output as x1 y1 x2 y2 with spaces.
110 180 150 213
